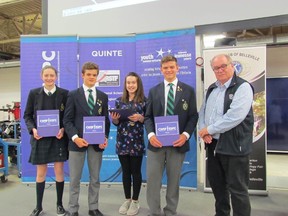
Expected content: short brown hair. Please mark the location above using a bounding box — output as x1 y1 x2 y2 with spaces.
161 55 178 66
82 62 99 75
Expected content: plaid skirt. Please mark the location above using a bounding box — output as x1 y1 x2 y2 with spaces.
29 136 68 165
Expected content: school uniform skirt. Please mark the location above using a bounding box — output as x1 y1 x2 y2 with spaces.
29 136 68 165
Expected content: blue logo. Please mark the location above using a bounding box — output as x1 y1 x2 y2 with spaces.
233 61 243 75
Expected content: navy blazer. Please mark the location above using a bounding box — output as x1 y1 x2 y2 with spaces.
144 81 198 153
63 86 110 152
23 86 69 145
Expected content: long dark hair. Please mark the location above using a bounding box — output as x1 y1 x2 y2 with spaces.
121 72 145 104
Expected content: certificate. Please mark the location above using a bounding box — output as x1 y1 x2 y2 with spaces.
155 115 179 146
83 116 105 144
37 110 60 137
109 108 135 120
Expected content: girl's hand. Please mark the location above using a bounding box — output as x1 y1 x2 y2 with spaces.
110 111 121 124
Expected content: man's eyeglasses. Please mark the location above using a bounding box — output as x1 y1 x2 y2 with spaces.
212 63 230 72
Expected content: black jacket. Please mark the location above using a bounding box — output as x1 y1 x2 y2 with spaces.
145 81 198 153
24 86 69 145
63 86 110 152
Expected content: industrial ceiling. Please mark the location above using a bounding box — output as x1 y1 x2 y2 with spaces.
0 0 41 61
0 0 287 61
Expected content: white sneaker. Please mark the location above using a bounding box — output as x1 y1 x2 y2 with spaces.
127 200 140 216
119 199 131 215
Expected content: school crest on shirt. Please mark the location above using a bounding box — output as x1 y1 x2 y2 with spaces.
177 86 183 92
98 106 102 115
182 99 188 110
97 99 103 114
60 103 65 111
97 99 102 106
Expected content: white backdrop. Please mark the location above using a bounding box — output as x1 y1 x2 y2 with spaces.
203 46 267 194
47 0 288 36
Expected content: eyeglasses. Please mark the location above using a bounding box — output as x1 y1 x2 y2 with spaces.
212 63 230 72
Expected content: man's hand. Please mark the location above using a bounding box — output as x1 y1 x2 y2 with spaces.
199 127 209 138
199 128 213 144
202 134 213 144
74 137 89 148
99 138 108 149
149 135 162 148
173 134 187 147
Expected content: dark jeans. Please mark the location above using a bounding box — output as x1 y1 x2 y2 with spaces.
207 140 251 216
118 155 143 200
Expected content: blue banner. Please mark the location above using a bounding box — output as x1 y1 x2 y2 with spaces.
20 30 197 188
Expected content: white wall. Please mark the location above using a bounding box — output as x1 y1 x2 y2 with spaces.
0 66 20 120
267 46 288 78
47 0 288 36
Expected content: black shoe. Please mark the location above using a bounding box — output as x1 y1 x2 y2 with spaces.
66 212 78 216
29 208 43 216
57 205 67 216
88 209 104 216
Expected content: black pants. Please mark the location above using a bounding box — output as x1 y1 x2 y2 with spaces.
207 140 251 216
118 155 143 200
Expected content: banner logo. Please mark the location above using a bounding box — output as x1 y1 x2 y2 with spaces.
42 51 59 68
96 70 120 87
233 61 243 75
140 48 192 63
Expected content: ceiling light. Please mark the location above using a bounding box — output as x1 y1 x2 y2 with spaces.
203 34 226 48
63 0 159 17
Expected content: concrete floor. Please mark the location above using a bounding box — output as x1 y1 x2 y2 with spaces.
0 153 287 216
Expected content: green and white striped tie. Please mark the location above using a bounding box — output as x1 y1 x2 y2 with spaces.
166 83 174 115
87 89 94 115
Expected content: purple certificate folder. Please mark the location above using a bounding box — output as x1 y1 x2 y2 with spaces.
155 115 179 146
37 110 60 137
83 116 105 144
109 108 135 121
